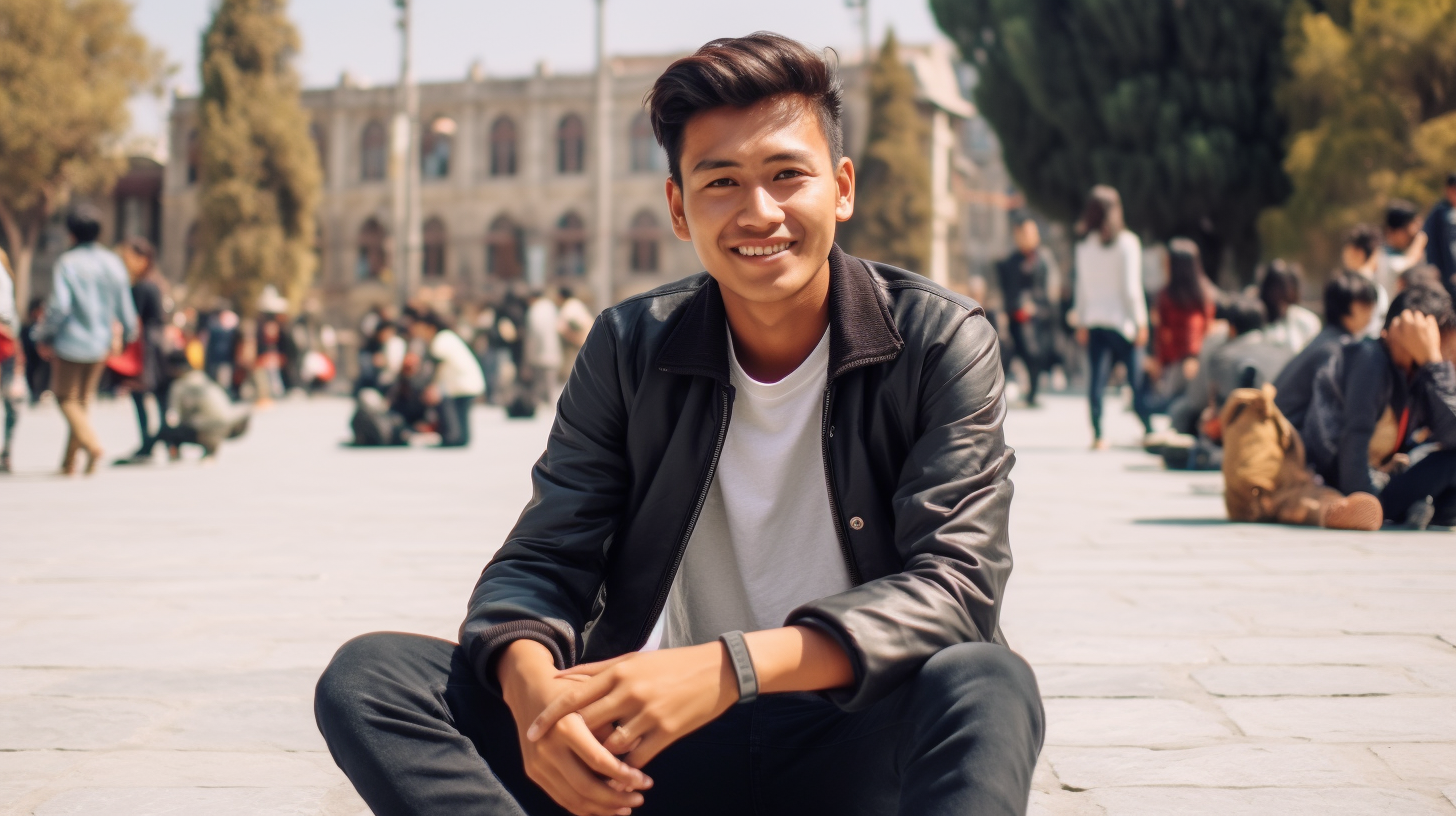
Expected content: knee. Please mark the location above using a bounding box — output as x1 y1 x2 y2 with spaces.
916 642 1043 713
315 632 416 725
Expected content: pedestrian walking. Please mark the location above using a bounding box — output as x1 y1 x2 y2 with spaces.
1072 185 1153 448
996 215 1060 406
34 205 138 475
1422 173 1456 298
114 237 170 465
0 248 22 473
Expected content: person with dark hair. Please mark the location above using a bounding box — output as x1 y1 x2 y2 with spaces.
1303 284 1456 528
1258 260 1321 353
1398 263 1442 293
1273 270 1379 429
996 215 1061 406
405 306 483 447
1150 238 1216 402
1072 184 1152 448
114 236 172 465
1421 173 1456 296
35 203 137 475
1380 199 1428 295
316 31 1042 816
1342 223 1390 335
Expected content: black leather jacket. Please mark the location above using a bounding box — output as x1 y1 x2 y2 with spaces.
461 246 1014 711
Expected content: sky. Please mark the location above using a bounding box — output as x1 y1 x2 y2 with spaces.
127 0 947 156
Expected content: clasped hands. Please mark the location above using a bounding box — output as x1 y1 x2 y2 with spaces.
498 638 739 816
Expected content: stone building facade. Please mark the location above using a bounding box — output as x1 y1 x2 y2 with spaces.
161 44 1012 321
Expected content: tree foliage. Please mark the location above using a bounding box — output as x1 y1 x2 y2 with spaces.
932 0 1292 280
194 0 320 315
1260 0 1456 276
848 32 932 274
0 0 162 309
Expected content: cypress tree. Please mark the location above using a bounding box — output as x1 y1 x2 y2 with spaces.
849 31 932 274
194 0 320 314
932 0 1292 280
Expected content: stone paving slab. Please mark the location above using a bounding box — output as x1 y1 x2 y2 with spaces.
3 394 1455 814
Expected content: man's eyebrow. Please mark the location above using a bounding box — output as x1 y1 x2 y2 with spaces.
690 150 817 175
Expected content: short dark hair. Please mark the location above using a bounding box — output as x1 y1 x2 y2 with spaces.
1323 269 1378 324
1342 223 1380 260
1386 199 1419 231
404 305 447 331
1222 296 1267 336
1446 172 1456 188
1080 185 1125 246
121 235 156 268
1386 284 1456 331
1258 259 1303 322
1400 264 1441 291
65 204 103 244
646 32 844 187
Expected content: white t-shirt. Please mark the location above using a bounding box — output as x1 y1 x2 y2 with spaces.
430 329 485 397
1073 230 1148 342
661 328 852 649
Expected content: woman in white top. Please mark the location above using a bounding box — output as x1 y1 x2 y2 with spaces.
1072 185 1153 448
1258 260 1322 354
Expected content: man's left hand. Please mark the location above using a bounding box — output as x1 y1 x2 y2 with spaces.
527 642 738 771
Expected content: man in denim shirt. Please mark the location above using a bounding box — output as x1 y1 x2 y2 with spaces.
36 205 137 474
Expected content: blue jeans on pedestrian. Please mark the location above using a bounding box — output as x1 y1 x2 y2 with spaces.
1086 327 1152 439
437 395 474 448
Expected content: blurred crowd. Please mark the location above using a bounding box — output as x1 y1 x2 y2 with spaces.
990 179 1456 531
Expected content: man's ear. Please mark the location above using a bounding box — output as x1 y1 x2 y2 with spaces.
666 178 691 241
835 156 855 223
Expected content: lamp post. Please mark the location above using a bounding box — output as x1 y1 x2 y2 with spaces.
845 0 871 64
391 0 421 307
590 0 613 311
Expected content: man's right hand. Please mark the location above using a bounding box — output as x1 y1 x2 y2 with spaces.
498 640 652 816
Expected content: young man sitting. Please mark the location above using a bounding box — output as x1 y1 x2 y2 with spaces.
1303 285 1456 528
130 351 250 461
315 32 1043 816
1273 269 1379 429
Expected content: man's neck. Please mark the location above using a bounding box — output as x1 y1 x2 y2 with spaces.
721 259 831 384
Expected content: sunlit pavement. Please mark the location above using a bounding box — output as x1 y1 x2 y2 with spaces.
1 392 1454 815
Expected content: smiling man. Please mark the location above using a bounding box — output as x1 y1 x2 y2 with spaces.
315 32 1043 816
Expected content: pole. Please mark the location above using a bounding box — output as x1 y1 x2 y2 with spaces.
591 0 613 311
861 0 871 66
390 0 420 308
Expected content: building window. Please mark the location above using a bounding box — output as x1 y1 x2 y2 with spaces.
489 116 517 177
186 130 200 185
557 113 586 175
310 122 328 182
629 112 664 174
629 210 661 274
486 215 525 279
357 217 388 280
421 116 455 181
360 119 387 182
554 211 586 277
423 216 447 278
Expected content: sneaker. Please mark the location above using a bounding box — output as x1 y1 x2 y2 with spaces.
1091 437 1110 451
1323 493 1384 531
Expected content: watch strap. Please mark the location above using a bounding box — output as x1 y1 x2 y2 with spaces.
718 630 759 704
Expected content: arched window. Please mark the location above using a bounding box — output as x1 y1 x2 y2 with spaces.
554 211 586 278
186 130 200 185
629 210 661 274
486 215 525 280
557 114 586 175
357 217 388 280
489 116 518 177
629 112 665 174
421 116 455 181
310 122 328 182
423 216 447 278
360 120 387 182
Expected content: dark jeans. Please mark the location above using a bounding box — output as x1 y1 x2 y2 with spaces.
1007 318 1052 404
1086 327 1152 438
1 357 16 457
315 633 1044 816
129 387 171 454
437 395 474 447
1380 448 1456 524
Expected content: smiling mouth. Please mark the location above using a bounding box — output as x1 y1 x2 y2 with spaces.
734 241 793 257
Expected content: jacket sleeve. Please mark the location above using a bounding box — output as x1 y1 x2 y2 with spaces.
1336 344 1387 496
37 264 72 345
1413 361 1456 447
1122 232 1148 331
459 314 629 691
787 312 1012 710
117 272 139 346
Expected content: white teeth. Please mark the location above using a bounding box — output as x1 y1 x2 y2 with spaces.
736 242 790 256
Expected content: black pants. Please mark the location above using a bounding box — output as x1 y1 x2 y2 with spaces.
1380 448 1456 524
315 632 1044 816
437 395 474 447
1085 327 1153 438
129 387 171 454
1007 318 1052 405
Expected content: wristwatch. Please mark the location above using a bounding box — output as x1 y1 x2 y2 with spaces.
718 630 759 704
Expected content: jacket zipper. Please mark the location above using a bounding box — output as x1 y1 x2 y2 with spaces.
636 385 733 648
822 383 863 586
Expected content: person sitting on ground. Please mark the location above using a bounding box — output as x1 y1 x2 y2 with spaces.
1380 199 1429 295
138 351 251 461
1303 285 1456 529
405 307 484 448
1273 270 1379 429
1148 238 1217 412
315 32 1043 816
1342 223 1389 336
1259 259 1322 353
1177 297 1292 434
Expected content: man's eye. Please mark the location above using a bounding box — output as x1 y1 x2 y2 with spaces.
775 169 804 180
707 178 735 188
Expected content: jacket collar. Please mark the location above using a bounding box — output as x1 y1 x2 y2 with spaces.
656 244 904 382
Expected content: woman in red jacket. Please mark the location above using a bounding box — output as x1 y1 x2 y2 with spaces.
1151 238 1218 399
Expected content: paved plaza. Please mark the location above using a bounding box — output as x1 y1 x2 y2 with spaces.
2 391 1454 815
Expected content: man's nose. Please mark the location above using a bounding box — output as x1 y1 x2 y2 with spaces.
738 185 784 228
